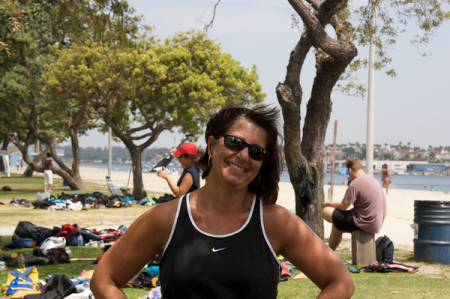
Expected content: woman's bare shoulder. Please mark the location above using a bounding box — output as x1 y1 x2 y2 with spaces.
263 203 307 233
134 198 181 230
262 203 296 221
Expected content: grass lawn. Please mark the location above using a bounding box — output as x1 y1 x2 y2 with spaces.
1 174 449 298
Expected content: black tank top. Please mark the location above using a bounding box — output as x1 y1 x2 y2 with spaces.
177 167 201 194
159 194 281 298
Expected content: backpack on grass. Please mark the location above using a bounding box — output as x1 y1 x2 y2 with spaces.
376 235 394 263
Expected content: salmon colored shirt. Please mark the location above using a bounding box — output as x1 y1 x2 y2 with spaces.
342 175 387 234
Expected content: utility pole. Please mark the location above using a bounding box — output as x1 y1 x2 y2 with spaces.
366 0 376 176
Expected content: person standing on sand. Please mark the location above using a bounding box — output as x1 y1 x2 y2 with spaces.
322 158 386 250
91 106 354 298
380 163 391 194
43 153 54 193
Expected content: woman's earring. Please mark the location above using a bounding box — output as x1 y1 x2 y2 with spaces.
251 175 261 186
208 155 212 167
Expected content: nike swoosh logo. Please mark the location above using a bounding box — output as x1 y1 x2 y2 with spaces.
212 247 226 252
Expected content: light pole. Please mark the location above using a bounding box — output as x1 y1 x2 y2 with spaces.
108 126 112 176
366 0 376 176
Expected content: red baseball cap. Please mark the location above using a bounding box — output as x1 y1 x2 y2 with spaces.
173 142 198 156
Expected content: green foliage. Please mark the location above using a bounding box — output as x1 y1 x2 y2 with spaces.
336 0 450 96
43 29 265 142
0 1 144 190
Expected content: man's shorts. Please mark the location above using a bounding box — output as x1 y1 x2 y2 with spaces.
44 170 53 185
332 209 359 232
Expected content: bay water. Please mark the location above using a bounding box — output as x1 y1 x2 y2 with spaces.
83 163 450 193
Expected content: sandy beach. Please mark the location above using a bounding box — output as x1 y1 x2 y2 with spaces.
76 166 450 249
4 166 450 249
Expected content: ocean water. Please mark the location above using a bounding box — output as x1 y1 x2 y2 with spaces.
323 173 450 192
83 163 450 193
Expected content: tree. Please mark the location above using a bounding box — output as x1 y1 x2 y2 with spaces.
43 30 265 199
277 0 449 238
0 0 139 188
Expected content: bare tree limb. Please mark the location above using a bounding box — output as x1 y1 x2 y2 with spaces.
204 0 221 33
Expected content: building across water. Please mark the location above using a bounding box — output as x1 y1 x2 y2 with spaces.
407 163 449 175
327 160 449 176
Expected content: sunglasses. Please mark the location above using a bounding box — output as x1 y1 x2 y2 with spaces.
217 134 269 161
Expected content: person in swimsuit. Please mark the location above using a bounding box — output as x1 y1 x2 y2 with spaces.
91 106 354 298
380 163 391 194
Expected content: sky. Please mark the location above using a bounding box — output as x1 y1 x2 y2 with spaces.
77 0 450 150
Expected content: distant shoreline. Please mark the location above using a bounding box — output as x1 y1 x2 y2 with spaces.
79 163 450 192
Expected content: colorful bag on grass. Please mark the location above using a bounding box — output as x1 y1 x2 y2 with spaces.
55 224 79 239
2 266 39 296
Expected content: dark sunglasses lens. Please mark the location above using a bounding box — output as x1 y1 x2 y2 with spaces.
249 146 265 161
224 136 245 151
222 135 267 161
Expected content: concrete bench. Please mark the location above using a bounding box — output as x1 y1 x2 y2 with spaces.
351 230 376 265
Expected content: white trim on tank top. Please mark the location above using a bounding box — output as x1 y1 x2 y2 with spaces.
186 193 256 238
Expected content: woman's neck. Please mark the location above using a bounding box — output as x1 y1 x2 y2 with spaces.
196 178 253 213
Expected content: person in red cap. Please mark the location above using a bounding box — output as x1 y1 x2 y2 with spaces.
156 142 201 197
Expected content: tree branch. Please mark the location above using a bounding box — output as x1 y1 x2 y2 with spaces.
204 0 221 33
288 0 355 59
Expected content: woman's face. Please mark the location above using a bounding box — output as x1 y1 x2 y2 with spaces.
209 118 267 188
176 155 189 169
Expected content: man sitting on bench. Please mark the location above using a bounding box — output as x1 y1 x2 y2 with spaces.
322 158 387 250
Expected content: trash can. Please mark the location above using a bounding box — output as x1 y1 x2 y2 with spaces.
413 200 450 264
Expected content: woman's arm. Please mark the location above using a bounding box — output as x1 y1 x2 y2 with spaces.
90 200 178 298
176 172 194 196
264 205 354 299
157 170 193 197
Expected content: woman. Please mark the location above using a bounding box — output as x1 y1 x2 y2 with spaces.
157 142 201 197
380 163 391 194
91 106 354 298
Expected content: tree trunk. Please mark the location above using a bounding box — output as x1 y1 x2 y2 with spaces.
53 168 85 190
10 134 85 190
101 115 161 201
301 58 354 238
279 1 358 239
22 166 34 177
128 146 145 200
54 126 86 190
21 150 48 177
278 55 356 239
0 135 8 151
